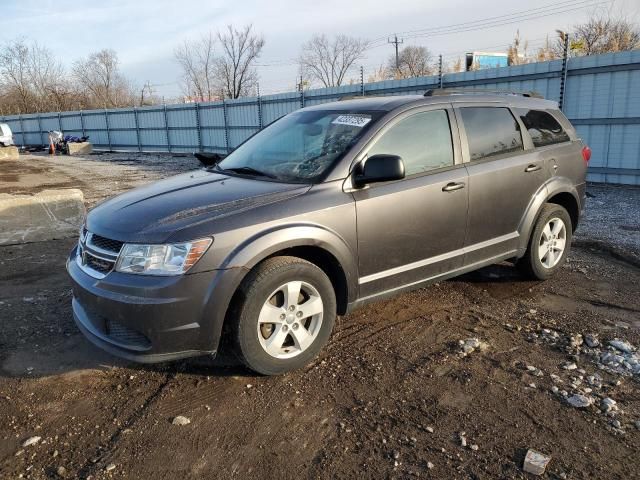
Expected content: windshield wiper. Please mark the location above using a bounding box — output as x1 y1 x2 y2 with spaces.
218 166 277 179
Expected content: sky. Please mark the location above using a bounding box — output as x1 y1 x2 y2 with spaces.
1 0 637 100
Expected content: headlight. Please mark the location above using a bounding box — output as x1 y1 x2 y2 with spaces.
115 238 212 275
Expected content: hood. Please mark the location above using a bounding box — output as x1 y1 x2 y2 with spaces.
86 169 309 243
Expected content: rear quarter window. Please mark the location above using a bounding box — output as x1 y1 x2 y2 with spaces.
516 109 570 147
459 107 523 161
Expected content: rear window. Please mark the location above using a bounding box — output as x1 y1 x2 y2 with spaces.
517 109 570 147
459 107 523 161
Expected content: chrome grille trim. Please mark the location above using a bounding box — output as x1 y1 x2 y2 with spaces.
77 231 123 279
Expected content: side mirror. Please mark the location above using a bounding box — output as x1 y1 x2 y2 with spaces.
353 154 405 187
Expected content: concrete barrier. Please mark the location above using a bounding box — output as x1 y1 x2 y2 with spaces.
67 142 93 156
0 189 85 245
0 146 19 161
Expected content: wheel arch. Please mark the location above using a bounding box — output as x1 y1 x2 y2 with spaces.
220 224 357 315
517 177 580 254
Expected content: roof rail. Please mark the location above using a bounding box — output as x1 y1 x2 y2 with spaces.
338 94 385 101
424 88 543 99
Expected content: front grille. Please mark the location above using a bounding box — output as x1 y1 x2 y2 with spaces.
90 234 124 253
105 319 151 349
77 231 123 278
85 252 113 274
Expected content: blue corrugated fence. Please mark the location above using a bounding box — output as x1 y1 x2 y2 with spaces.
2 50 640 185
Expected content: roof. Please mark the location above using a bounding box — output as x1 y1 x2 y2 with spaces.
302 91 558 113
303 95 427 112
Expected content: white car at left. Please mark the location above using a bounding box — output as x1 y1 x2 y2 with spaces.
0 123 14 147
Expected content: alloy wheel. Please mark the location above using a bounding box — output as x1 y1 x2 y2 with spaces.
538 217 567 269
257 281 324 359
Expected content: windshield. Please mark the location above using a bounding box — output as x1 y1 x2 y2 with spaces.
216 109 382 183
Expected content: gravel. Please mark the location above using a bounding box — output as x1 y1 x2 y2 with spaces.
576 184 640 258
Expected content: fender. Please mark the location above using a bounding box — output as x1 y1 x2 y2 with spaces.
516 176 580 255
219 223 359 304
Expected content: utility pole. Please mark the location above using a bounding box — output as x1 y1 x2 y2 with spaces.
438 55 443 88
388 35 404 75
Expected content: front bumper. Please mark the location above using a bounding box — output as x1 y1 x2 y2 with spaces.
67 245 245 363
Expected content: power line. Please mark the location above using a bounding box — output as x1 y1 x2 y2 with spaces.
245 1 606 72
367 0 605 46
370 0 609 49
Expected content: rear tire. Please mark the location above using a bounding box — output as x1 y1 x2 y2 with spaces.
230 256 336 375
518 203 572 280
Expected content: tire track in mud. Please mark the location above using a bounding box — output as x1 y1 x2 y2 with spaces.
76 371 176 478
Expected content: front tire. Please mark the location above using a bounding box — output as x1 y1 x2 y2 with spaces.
518 203 572 280
230 256 336 375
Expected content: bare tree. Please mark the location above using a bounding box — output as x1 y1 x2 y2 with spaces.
367 64 391 83
0 40 33 113
568 14 640 56
174 33 217 101
386 45 434 79
0 39 74 114
446 57 464 74
216 24 265 99
73 49 134 108
535 36 559 62
298 34 368 88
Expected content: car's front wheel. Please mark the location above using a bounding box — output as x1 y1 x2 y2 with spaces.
230 256 336 375
518 203 573 280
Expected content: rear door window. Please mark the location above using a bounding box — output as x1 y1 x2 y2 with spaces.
516 109 570 147
367 109 454 176
459 107 523 161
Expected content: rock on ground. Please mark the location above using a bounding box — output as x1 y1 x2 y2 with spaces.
172 415 191 426
523 449 552 475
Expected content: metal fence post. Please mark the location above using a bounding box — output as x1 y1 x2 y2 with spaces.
439 55 444 89
105 108 112 151
194 102 203 151
559 33 570 111
163 104 171 153
257 85 263 130
18 114 25 146
360 66 365 96
37 113 43 145
133 106 141 152
79 110 85 138
222 100 229 153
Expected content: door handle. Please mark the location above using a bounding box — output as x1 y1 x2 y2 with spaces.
525 164 542 172
442 182 465 192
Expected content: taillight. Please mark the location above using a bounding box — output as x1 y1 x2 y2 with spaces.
581 146 591 164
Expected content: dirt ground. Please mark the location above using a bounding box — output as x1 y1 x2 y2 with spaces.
1 153 639 479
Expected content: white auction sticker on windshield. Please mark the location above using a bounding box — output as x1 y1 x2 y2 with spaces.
331 115 371 128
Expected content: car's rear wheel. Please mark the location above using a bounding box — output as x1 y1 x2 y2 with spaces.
231 256 336 375
518 203 572 280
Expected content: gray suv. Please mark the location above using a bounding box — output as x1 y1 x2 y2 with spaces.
67 90 589 375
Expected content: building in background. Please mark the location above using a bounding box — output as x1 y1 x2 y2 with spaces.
465 52 509 71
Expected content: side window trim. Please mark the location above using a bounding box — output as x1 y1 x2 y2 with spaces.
352 104 462 176
453 105 526 164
